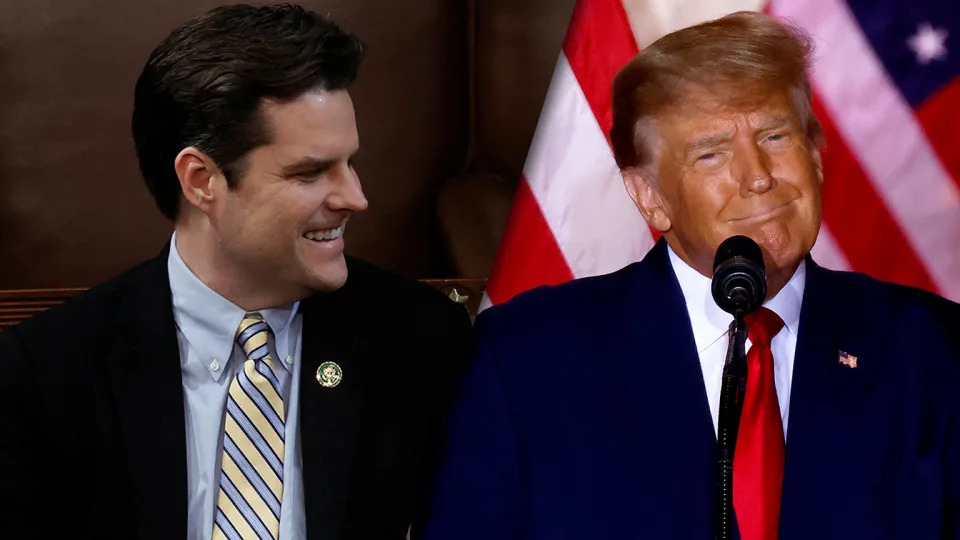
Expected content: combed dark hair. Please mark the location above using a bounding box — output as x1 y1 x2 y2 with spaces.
610 11 822 170
132 3 365 220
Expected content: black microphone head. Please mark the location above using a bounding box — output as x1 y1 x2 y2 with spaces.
711 235 766 317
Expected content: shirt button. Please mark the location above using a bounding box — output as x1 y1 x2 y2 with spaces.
210 359 220 372
284 355 294 365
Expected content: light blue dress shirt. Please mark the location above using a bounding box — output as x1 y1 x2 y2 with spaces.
167 233 306 539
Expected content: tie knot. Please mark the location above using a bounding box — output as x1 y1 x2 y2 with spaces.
235 313 274 362
744 307 784 346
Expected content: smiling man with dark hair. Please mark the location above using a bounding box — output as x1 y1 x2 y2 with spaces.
0 5 470 539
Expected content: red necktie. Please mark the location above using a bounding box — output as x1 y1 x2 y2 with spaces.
734 307 785 540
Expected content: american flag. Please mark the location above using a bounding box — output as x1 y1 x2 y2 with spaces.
481 0 960 310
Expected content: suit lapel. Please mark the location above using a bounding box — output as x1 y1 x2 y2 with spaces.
778 258 873 536
616 241 719 533
105 247 188 539
622 240 717 441
299 286 366 539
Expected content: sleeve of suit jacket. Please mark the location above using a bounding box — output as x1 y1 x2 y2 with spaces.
948 386 960 539
931 295 960 539
946 310 960 540
420 308 525 540
407 295 476 539
0 327 46 539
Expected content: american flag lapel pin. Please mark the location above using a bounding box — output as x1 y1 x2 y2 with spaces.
838 350 858 369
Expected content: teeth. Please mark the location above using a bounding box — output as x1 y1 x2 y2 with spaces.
305 225 344 242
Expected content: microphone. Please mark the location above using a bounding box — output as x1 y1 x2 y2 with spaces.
710 235 766 318
712 235 766 540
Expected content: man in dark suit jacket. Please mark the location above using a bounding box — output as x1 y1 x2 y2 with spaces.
0 5 470 539
423 11 959 540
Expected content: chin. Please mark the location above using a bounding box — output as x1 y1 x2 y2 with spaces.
304 257 349 292
749 220 797 258
758 237 810 276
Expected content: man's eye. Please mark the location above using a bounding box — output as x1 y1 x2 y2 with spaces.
294 170 324 182
698 153 718 162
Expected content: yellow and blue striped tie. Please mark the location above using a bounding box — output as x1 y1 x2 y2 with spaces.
213 313 285 540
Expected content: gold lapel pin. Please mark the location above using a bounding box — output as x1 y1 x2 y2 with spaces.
316 361 343 388
838 350 858 369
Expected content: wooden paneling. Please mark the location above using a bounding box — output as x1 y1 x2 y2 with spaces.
0 0 468 288
0 279 486 330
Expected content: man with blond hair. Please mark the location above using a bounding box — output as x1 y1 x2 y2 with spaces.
423 11 959 540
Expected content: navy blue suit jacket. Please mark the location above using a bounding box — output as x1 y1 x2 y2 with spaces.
422 240 960 539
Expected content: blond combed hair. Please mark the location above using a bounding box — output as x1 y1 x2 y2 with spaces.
610 10 824 170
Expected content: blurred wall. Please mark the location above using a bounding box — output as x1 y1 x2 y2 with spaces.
435 0 576 278
472 0 576 181
0 0 574 288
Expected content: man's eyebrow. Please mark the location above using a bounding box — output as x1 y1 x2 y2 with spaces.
684 132 732 157
281 157 334 176
755 115 793 131
280 151 359 176
682 116 795 158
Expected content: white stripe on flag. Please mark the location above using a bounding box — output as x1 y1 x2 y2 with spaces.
622 0 767 49
524 54 655 278
772 0 960 300
810 224 852 271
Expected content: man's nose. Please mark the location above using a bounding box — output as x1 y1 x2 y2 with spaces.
329 164 368 212
732 140 776 197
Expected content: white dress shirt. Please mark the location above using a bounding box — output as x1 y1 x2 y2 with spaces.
168 233 307 539
667 245 805 438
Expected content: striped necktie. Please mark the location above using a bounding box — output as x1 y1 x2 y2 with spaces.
213 313 285 540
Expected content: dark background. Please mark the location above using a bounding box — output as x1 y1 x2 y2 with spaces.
0 0 577 288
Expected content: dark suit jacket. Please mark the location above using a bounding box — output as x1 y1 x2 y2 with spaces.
0 246 472 539
423 239 960 540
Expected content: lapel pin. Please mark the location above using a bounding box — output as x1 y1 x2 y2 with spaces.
838 350 858 369
316 361 343 388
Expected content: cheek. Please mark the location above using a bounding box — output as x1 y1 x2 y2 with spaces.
791 165 824 222
216 197 250 238
220 200 292 256
779 149 821 189
257 190 315 233
680 177 733 224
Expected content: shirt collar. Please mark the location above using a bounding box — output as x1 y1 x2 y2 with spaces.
667 244 805 354
167 232 299 379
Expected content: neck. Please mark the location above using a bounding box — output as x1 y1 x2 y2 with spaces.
762 261 800 302
174 216 305 312
665 238 800 302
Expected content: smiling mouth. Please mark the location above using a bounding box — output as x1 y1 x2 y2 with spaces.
303 224 345 242
729 199 795 224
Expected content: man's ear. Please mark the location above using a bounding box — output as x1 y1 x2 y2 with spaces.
622 167 671 233
811 146 824 185
174 147 223 215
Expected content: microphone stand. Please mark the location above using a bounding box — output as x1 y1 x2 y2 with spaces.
716 315 748 540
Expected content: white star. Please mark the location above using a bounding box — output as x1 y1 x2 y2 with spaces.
907 22 948 64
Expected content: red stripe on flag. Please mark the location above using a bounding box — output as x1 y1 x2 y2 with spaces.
485 179 575 305
562 0 661 242
485 0 637 307
812 94 939 294
562 0 639 146
915 77 960 194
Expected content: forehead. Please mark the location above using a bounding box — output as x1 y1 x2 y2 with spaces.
653 86 800 140
259 89 359 152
